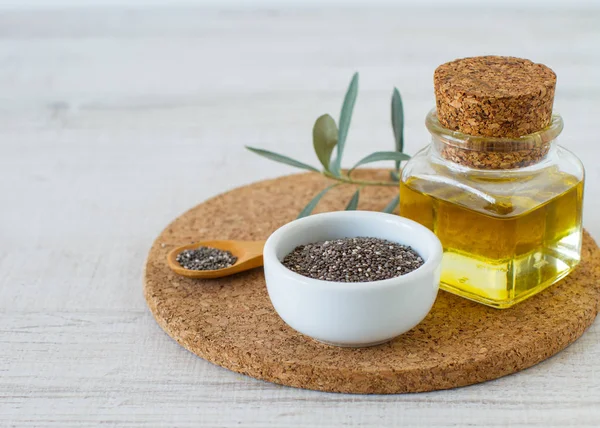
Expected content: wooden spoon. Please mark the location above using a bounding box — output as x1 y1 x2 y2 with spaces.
166 240 265 279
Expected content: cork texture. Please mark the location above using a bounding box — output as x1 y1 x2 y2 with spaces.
434 56 557 169
144 170 600 394
441 144 551 170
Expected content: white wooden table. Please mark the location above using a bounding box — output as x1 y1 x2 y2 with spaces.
1 4 599 427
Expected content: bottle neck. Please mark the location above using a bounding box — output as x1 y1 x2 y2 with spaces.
425 109 563 171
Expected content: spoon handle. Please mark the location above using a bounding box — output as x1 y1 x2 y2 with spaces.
243 240 266 258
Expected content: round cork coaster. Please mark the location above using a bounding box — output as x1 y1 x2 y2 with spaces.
144 170 600 394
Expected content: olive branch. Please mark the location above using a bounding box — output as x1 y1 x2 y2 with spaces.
246 72 408 218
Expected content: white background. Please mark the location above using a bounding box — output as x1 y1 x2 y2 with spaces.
1 0 600 8
1 1 599 427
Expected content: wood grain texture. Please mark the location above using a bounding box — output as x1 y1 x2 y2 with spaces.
144 170 600 394
1 4 600 427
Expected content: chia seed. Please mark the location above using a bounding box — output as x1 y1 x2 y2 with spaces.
176 247 238 271
281 237 424 282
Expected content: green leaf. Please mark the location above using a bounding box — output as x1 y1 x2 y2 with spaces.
348 151 411 174
331 72 359 175
312 114 338 172
391 88 404 171
297 184 339 219
382 194 400 214
345 189 360 210
246 146 319 173
390 170 400 182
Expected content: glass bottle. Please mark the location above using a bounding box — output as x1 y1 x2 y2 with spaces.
399 56 584 308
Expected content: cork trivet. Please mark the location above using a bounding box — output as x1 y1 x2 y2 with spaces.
434 56 557 169
144 170 600 394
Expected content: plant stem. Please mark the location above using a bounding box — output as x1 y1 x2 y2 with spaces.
322 171 398 187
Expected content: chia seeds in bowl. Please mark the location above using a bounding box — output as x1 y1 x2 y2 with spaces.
281 237 424 282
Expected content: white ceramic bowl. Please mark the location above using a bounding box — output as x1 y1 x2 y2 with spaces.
263 211 443 347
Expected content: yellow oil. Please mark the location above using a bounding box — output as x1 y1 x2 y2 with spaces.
399 173 583 308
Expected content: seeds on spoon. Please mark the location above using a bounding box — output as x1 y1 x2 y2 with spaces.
176 247 238 271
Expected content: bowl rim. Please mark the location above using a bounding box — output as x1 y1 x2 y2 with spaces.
263 210 443 291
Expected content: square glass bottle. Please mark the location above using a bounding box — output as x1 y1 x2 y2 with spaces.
399 57 584 308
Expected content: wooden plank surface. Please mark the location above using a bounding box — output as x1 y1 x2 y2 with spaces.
1 5 599 427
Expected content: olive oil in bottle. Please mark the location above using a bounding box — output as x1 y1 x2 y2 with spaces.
400 173 583 308
399 56 585 308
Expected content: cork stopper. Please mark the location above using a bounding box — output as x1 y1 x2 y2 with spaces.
433 56 557 169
